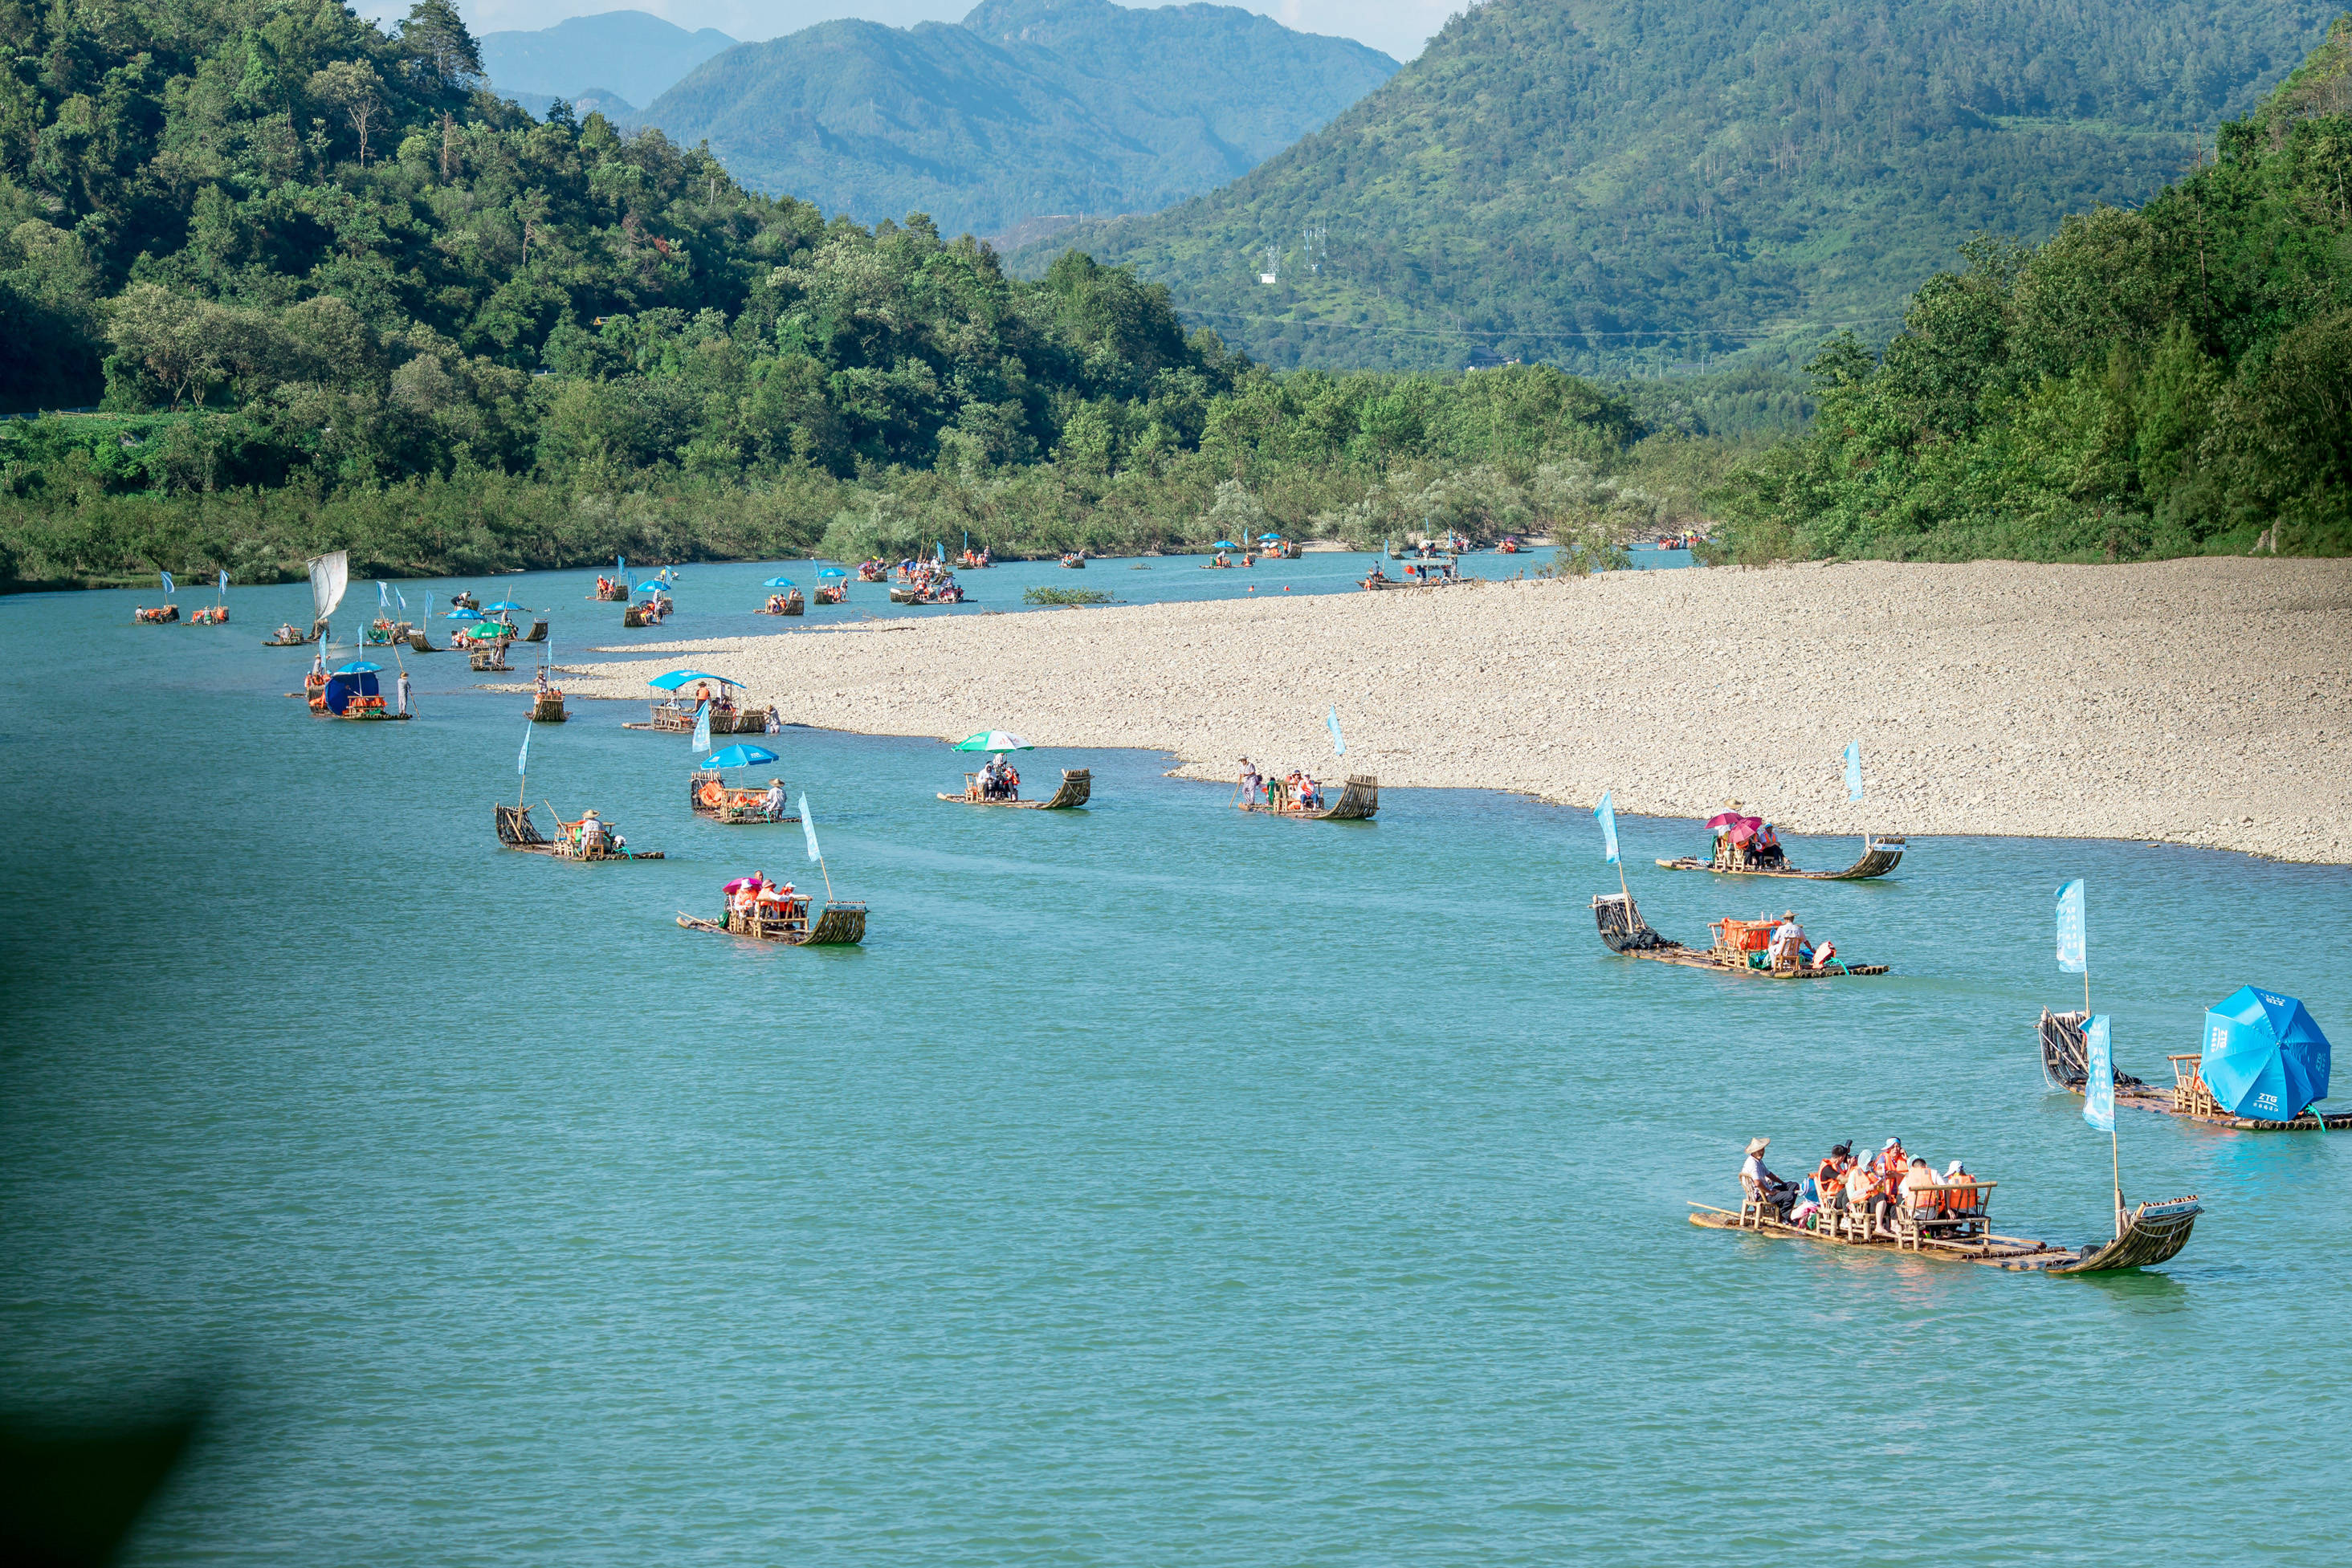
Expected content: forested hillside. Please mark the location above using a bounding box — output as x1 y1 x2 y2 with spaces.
0 1 1679 586
1712 18 2352 562
638 0 1397 242
1022 0 2338 373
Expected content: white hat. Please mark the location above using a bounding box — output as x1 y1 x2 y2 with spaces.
1746 1137 1769 1155
1945 1161 1966 1177
1883 1138 1901 1150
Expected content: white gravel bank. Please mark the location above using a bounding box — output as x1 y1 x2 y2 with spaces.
567 558 2352 865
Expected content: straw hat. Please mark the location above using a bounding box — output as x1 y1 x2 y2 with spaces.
1746 1137 1770 1155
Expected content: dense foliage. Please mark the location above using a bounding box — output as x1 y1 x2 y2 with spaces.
0 1 1675 586
1712 21 2352 562
638 0 1397 243
1026 0 2338 374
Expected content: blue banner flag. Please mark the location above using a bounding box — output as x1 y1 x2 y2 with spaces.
800 795 821 862
378 580 389 608
691 700 711 754
1595 790 1620 865
2082 1014 2116 1131
517 724 531 777
1844 739 1863 802
1326 706 1345 756
160 569 174 593
2055 879 2087 973
218 568 229 593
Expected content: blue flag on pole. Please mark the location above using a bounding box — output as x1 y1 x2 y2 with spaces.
160 569 174 593
2056 879 2087 973
800 795 821 861
2082 1014 2115 1131
378 580 389 608
1326 706 1345 756
691 700 711 754
517 724 532 776
1595 790 1620 865
1844 739 1863 802
218 568 229 593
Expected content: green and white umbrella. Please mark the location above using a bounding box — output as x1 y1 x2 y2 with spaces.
954 731 1033 753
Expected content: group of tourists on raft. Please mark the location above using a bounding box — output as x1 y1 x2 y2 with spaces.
1740 1135 1982 1237
725 871 807 925
894 560 966 601
974 755 1023 800
1237 758 1326 812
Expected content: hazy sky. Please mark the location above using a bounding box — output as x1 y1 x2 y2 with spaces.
428 2 1458 62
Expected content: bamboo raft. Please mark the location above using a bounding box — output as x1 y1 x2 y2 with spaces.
495 804 662 860
1061 554 1086 568
135 605 180 623
689 770 798 825
677 905 866 946
1237 775 1379 821
1689 1194 2202 1273
939 769 1092 809
2039 1008 2351 1130
263 621 327 646
594 582 630 601
1591 892 1889 977
524 618 548 641
758 592 805 616
406 628 439 652
469 646 511 672
1657 837 1906 881
529 691 568 723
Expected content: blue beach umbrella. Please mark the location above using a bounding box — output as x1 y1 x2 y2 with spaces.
2201 987 2331 1121
764 577 797 588
1212 540 1237 549
483 601 525 612
817 567 847 579
332 661 384 674
635 580 670 592
703 743 781 771
647 670 742 690
1258 532 1282 541
443 608 475 618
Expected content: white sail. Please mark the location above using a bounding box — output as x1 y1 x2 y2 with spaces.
308 551 349 622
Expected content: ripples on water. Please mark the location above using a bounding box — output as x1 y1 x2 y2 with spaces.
2 560 2344 1566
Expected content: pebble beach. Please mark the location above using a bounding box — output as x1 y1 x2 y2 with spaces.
568 556 2352 865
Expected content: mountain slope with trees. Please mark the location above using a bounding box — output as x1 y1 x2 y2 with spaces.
638 0 1398 241
1713 17 2352 561
1020 0 2340 373
0 0 1667 586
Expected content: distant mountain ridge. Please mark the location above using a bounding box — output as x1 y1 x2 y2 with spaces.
634 0 1399 240
1016 0 2342 373
480 10 735 111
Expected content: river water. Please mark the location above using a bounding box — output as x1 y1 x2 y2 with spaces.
2 560 2345 1566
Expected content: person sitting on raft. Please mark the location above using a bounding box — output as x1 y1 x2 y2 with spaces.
1298 774 1323 810
1754 821 1786 868
1900 1152 1942 1222
1767 912 1807 971
1740 1137 1795 1219
276 622 301 641
578 810 605 852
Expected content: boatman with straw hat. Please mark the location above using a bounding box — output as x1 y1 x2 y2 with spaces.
1740 1137 1793 1218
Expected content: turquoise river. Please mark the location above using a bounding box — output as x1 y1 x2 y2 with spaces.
3 551 2346 1565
